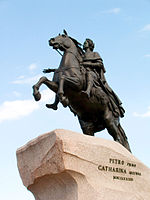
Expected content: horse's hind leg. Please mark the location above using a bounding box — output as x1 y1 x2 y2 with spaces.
58 75 82 96
57 75 70 107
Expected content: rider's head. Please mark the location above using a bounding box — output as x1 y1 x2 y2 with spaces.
83 38 94 51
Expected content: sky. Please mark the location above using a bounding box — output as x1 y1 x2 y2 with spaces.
0 0 150 199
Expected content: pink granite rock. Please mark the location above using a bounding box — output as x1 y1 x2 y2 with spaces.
16 129 150 200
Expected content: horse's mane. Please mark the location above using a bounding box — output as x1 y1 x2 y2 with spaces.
69 36 84 58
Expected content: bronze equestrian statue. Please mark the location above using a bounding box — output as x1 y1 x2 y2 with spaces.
32 30 131 152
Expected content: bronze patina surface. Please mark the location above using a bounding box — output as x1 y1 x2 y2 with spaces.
33 30 131 152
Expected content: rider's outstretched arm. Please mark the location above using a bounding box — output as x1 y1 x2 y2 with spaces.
43 68 56 73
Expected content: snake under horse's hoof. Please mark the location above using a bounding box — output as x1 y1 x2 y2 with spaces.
32 85 41 101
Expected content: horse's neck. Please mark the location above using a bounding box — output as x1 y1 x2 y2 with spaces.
59 47 80 67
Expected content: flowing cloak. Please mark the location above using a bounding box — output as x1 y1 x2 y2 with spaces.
83 51 125 118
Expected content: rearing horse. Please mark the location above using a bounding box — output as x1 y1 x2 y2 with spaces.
33 31 131 152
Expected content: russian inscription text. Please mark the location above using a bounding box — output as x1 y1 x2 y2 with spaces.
98 158 142 181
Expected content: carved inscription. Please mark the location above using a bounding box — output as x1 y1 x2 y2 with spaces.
98 165 126 174
98 158 142 181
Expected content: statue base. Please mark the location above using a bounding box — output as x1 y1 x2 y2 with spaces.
16 129 150 200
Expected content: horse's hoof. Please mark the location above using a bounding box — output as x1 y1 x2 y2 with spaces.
33 85 41 101
33 92 41 101
46 104 58 110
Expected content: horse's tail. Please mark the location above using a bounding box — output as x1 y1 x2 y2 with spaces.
118 124 131 152
118 124 127 140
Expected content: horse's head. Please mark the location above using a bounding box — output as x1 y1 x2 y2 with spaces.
49 30 72 51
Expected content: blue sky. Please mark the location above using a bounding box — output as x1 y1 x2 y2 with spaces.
0 0 150 199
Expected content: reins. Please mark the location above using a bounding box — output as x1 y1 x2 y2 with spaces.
55 49 63 56
53 36 84 73
54 51 83 74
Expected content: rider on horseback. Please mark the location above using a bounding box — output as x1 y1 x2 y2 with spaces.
42 36 125 118
32 31 131 152
81 38 125 118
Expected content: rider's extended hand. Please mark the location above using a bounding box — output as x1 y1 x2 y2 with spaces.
43 69 48 73
43 68 56 73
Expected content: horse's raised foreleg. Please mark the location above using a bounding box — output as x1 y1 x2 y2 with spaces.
33 76 48 101
57 75 83 107
57 75 65 97
58 75 82 96
33 76 58 101
57 75 69 107
44 79 58 93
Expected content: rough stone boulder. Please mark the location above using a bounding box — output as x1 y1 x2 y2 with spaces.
16 129 150 200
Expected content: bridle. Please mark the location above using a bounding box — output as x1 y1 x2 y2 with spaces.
54 35 83 63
